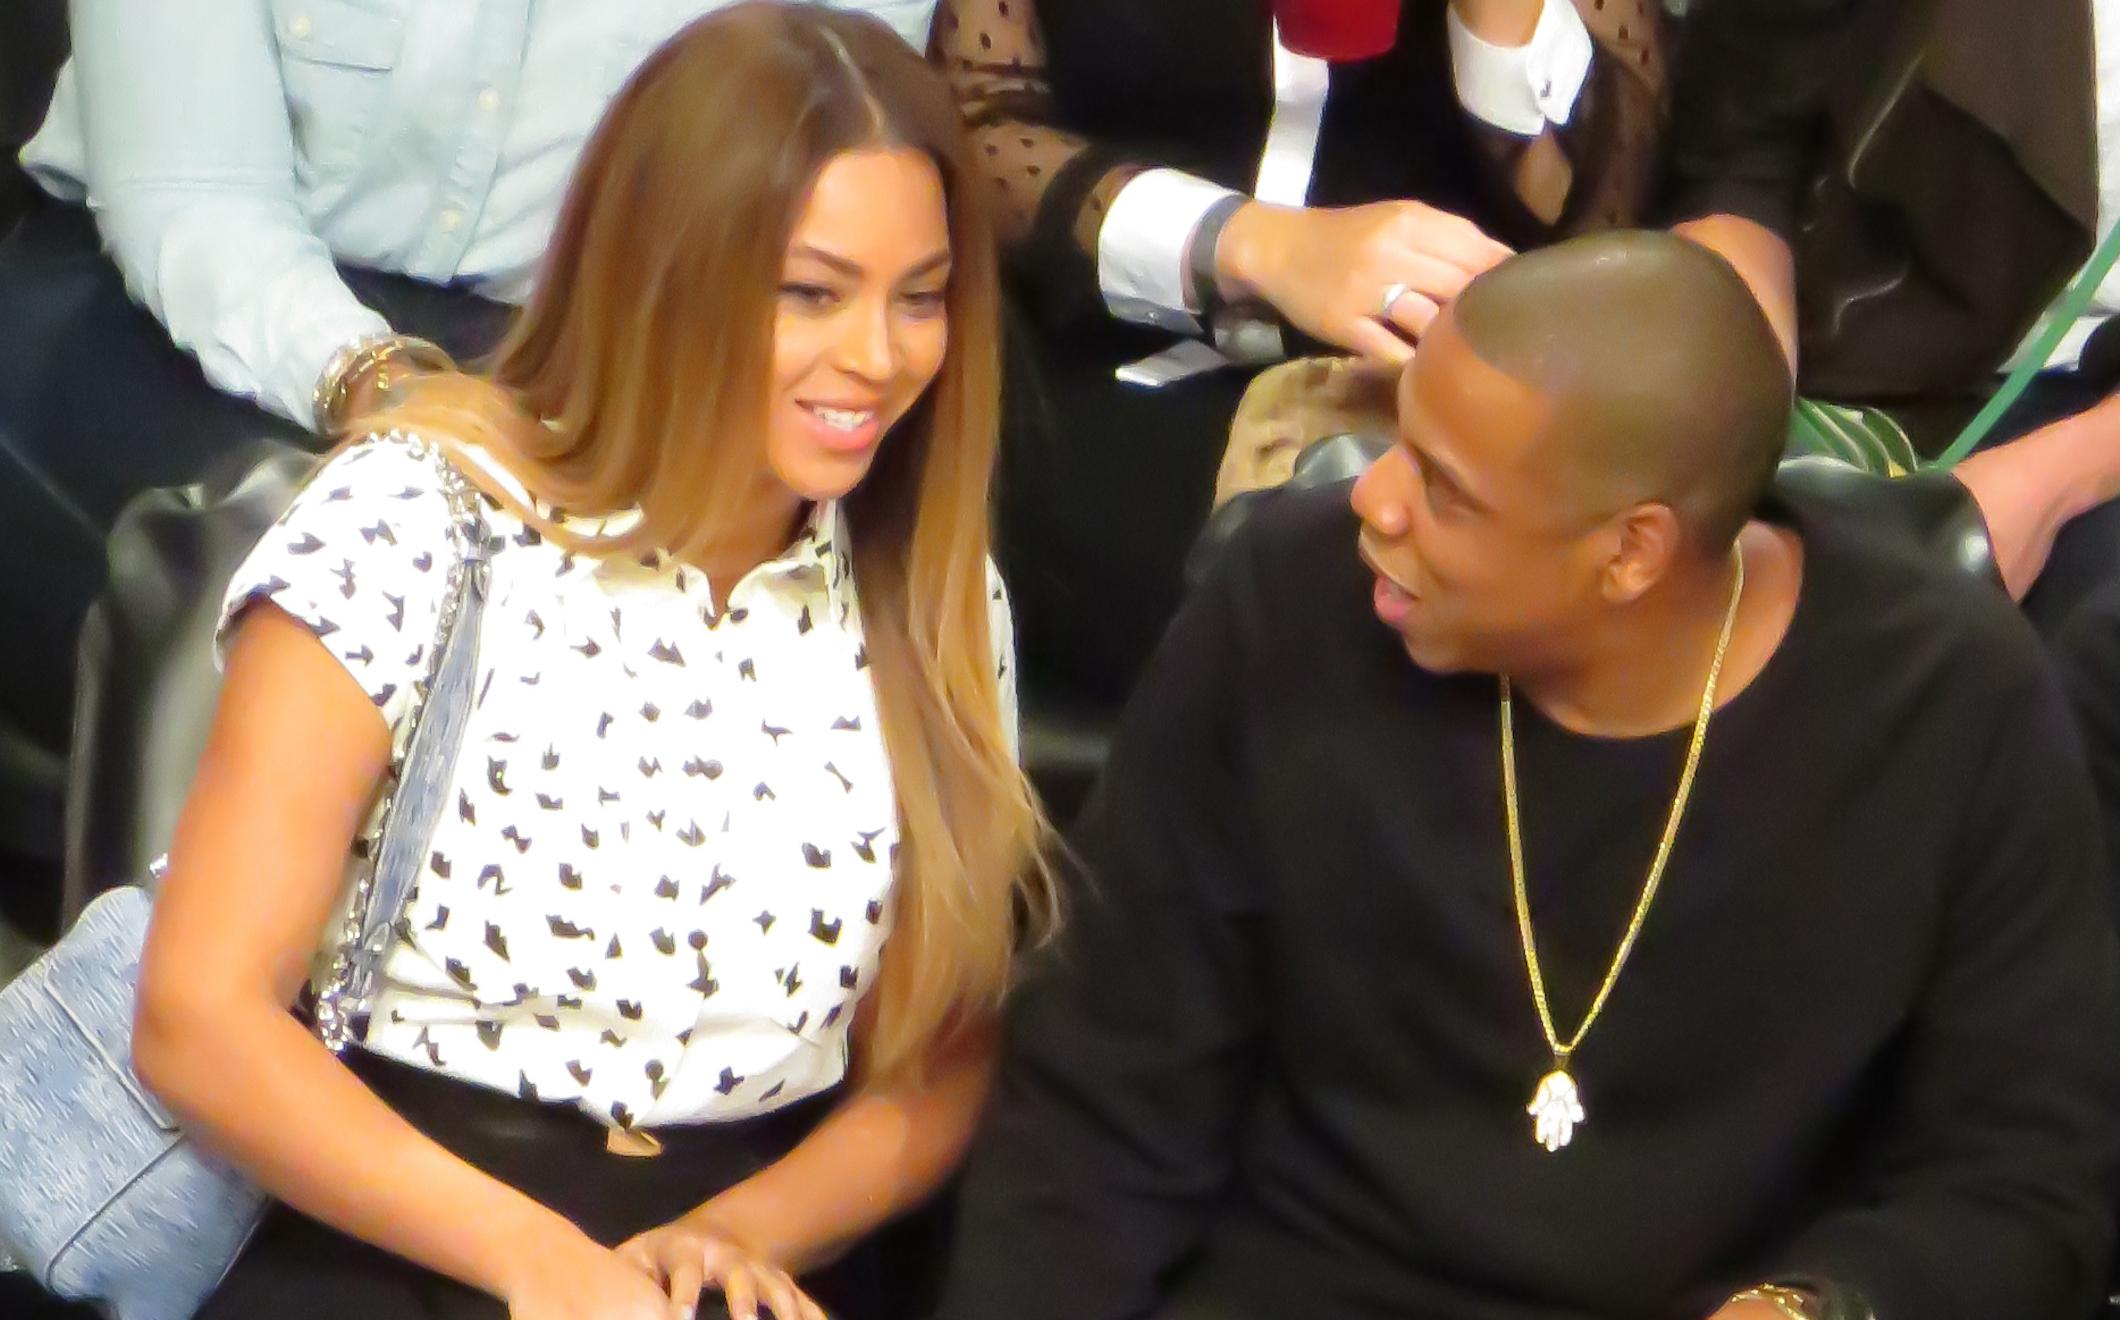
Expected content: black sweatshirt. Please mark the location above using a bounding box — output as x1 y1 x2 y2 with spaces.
939 484 2120 1320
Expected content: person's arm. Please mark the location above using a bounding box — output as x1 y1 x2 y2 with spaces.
932 545 1267 1320
933 0 1168 332
935 0 1517 355
1661 0 1861 367
1755 669 2120 1319
132 446 671 1320
66 0 391 426
1672 214 1798 368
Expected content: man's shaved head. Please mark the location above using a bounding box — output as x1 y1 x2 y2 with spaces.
1451 230 1792 552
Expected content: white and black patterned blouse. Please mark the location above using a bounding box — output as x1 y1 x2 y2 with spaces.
215 433 1016 1130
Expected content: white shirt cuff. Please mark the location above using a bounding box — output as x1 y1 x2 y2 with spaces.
1097 169 1242 335
264 298 396 432
1446 0 1595 137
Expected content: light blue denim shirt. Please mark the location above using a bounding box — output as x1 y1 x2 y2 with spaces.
21 0 937 428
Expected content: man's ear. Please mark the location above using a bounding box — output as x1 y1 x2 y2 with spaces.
1601 503 1681 606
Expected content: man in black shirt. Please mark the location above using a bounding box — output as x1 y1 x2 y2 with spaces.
935 233 2120 1320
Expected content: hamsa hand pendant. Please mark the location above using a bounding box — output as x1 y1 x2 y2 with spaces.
1527 1068 1585 1152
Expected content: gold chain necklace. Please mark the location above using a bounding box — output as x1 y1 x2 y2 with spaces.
1502 549 1745 1153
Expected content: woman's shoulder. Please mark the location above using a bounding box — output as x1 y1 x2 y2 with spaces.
308 426 546 543
215 430 480 734
310 427 460 505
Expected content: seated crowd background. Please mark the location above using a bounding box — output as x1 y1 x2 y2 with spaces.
1 2 2119 1320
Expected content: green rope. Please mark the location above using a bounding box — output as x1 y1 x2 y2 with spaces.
1932 220 2120 469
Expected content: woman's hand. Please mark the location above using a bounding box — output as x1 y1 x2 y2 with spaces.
618 1217 828 1320
501 1229 687 1320
1214 199 1514 363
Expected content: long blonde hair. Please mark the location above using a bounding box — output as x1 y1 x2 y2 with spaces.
367 2 1054 1081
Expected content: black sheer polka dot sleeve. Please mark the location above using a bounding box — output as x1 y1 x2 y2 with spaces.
933 0 1142 254
934 0 1672 327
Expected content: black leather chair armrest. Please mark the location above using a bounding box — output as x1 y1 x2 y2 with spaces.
62 439 317 923
1770 455 2001 589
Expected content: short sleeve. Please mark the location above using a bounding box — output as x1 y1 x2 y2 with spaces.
987 559 1019 764
216 436 460 744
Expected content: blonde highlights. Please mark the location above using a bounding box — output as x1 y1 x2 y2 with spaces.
365 2 1054 1081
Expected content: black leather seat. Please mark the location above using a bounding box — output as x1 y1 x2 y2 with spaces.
62 439 313 915
1769 454 2000 585
62 437 2002 922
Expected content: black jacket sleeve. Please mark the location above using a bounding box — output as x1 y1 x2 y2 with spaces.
933 547 1268 1320
1768 666 2120 1318
1662 0 1866 238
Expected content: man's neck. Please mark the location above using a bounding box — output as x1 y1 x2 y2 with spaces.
1512 524 1802 739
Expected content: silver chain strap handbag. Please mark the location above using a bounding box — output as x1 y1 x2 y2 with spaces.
0 433 490 1320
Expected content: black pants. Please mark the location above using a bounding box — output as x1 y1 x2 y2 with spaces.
194 1052 882 1320
994 308 1258 706
0 197 513 758
1983 370 2120 904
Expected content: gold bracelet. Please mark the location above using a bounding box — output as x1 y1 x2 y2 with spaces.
1728 1284 1819 1320
312 333 454 434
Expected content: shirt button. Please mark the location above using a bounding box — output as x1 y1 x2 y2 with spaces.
288 14 312 38
439 208 464 232
478 87 501 113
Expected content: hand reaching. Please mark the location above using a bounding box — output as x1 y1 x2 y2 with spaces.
1215 200 1514 364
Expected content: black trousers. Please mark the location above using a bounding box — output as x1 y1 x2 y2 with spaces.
194 1052 883 1320
995 307 1258 706
1984 370 2120 906
0 198 513 758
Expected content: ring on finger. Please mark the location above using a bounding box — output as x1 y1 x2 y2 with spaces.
1380 281 1414 321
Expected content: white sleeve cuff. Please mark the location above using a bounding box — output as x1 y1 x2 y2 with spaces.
150 212 393 430
263 297 396 432
1097 169 1242 335
1446 0 1595 137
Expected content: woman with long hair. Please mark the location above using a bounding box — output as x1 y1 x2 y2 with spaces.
128 7 1053 1319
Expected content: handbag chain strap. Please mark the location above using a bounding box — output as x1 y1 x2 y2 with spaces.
311 432 491 1053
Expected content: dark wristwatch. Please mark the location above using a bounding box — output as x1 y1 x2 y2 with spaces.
1185 192 1253 324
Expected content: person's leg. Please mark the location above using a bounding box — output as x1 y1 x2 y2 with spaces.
193 1201 504 1320
1981 371 2120 892
198 1055 876 1320
2034 557 2120 914
1140 1263 1264 1320
0 199 310 757
996 306 1256 705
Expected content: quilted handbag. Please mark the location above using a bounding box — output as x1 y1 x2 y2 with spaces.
0 433 490 1320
